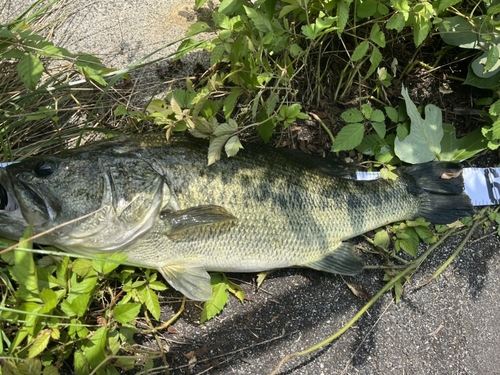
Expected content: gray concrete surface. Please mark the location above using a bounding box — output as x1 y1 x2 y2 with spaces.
2 1 499 374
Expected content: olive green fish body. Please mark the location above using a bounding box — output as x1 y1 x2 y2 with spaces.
0 134 473 300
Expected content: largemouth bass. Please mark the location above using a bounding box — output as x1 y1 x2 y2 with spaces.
0 134 473 300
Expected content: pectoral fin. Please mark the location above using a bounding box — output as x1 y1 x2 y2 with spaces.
160 205 238 237
305 242 364 276
158 263 212 301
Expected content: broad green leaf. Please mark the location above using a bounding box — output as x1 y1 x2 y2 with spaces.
436 0 461 13
394 86 443 163
439 123 487 161
39 289 58 313
210 43 225 66
332 123 365 152
15 358 42 375
83 326 108 369
490 99 500 116
10 231 40 302
225 135 243 157
257 109 275 143
17 53 43 90
38 44 72 58
439 16 479 49
341 108 363 123
225 278 245 303
195 0 208 9
213 119 238 136
472 50 500 78
351 40 369 62
200 273 229 323
218 0 242 15
72 259 93 278
28 330 51 358
465 63 500 89
113 303 141 324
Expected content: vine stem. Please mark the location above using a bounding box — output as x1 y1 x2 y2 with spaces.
269 224 463 375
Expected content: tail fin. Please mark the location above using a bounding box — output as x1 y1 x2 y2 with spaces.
403 162 474 224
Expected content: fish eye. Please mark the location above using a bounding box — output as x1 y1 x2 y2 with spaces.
33 160 56 177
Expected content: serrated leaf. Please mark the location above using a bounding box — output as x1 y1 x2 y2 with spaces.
200 274 229 323
186 21 210 37
332 123 365 152
370 109 385 122
484 45 500 73
223 88 243 119
341 108 363 123
113 303 141 324
394 86 443 163
17 53 43 90
28 330 51 358
225 135 243 157
369 23 386 47
225 278 245 303
83 326 108 369
72 259 93 278
92 253 127 275
244 6 273 33
365 46 382 78
351 40 369 62
74 350 89 375
385 106 399 122
257 110 275 143
39 289 58 313
210 43 225 66
357 0 377 18
137 286 160 320
208 135 231 165
374 229 390 250
213 119 238 136
337 0 353 34
387 12 405 32
372 122 386 139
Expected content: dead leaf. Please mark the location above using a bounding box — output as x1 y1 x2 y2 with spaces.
346 282 371 301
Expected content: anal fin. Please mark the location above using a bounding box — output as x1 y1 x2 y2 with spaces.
305 242 364 276
158 263 212 301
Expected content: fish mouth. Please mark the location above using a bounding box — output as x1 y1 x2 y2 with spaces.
0 182 21 213
0 170 30 240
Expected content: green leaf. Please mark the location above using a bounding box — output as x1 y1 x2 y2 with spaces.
39 289 58 313
223 88 244 119
439 16 479 49
341 108 363 123
244 6 273 33
394 86 443 163
225 278 245 303
436 0 461 13
208 135 232 165
369 23 386 47
374 229 390 250
210 43 225 66
351 40 369 62
139 287 161 320
357 0 377 18
472 50 500 78
387 12 406 32
17 53 43 90
74 350 89 375
200 273 229 323
332 123 365 152
385 106 399 122
439 123 487 161
365 46 382 78
28 330 51 358
186 22 211 37
225 135 243 157
92 253 127 275
213 119 238 136
9 230 40 302
257 109 275 143
337 0 353 34
370 109 385 122
83 326 108 369
72 259 93 278
372 122 386 139
113 303 141 324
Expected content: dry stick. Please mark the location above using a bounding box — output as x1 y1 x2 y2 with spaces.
269 226 461 375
